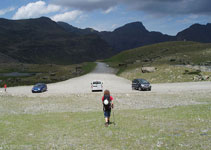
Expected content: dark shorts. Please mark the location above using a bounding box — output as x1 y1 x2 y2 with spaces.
104 110 111 118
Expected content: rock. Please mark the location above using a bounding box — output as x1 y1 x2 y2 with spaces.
141 67 156 73
50 73 56 76
118 63 127 67
136 60 141 63
143 59 150 62
170 58 176 62
194 75 209 81
202 75 209 80
42 76 49 80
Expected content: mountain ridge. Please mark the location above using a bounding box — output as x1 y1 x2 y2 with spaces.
1 16 211 64
0 17 113 64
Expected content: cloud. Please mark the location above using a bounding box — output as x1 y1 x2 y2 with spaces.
0 7 15 16
103 7 115 14
50 0 211 16
13 1 61 19
51 0 117 11
51 10 83 22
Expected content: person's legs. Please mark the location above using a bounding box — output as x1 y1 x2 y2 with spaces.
104 111 110 126
105 117 108 123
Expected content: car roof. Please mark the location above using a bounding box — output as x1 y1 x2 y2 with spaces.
35 83 46 86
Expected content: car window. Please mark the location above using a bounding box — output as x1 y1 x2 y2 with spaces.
140 79 149 84
93 81 101 84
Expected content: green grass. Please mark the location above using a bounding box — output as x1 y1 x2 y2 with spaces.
105 41 211 83
0 62 96 87
0 104 210 150
119 64 211 83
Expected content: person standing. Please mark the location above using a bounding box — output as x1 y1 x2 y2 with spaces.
102 90 114 127
4 84 7 92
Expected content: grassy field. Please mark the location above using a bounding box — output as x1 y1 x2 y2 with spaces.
105 41 211 83
0 103 210 150
0 62 96 87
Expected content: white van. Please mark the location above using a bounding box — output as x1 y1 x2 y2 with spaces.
91 80 103 92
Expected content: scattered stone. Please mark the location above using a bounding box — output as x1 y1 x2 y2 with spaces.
118 63 127 67
42 76 49 80
200 133 208 136
157 141 163 148
141 67 156 73
143 59 150 62
76 66 82 73
193 75 209 81
202 75 209 80
170 58 176 62
193 75 202 81
50 73 56 76
135 60 141 63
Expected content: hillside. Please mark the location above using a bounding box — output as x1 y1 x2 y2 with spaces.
58 21 175 53
0 17 113 64
105 41 211 83
100 22 175 53
177 23 211 42
58 21 211 54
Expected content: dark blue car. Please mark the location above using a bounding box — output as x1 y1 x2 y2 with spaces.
132 79 151 91
32 83 47 93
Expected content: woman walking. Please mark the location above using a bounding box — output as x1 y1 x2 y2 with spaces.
102 90 114 127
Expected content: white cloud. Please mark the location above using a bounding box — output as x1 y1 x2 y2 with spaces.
0 7 15 16
103 7 115 14
13 1 61 19
51 10 83 22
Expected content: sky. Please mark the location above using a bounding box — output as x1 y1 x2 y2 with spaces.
0 0 211 35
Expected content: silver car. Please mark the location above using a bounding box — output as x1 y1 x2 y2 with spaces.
91 80 103 92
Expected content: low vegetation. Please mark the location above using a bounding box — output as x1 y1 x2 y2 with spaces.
105 41 211 83
0 62 96 87
0 100 210 149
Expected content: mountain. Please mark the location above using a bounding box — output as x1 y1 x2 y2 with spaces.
0 17 113 64
100 22 175 53
176 23 211 43
57 21 98 35
58 21 175 53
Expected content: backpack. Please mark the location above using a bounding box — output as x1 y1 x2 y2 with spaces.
103 95 111 111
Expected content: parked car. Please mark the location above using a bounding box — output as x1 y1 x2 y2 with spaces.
32 83 47 93
91 80 103 92
132 79 151 91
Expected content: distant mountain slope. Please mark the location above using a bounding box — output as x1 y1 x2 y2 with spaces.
106 41 211 65
57 21 98 35
0 17 113 64
105 41 211 83
58 21 175 53
176 23 211 43
58 21 211 54
100 22 175 53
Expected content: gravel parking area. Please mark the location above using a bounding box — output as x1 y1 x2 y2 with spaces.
0 62 210 114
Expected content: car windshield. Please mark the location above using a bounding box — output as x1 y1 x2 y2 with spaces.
93 81 101 84
35 83 44 87
139 79 149 84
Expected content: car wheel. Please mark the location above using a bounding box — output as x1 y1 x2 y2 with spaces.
138 87 142 91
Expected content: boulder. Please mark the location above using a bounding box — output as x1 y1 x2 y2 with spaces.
202 75 209 80
193 75 209 81
141 67 156 73
50 73 56 76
